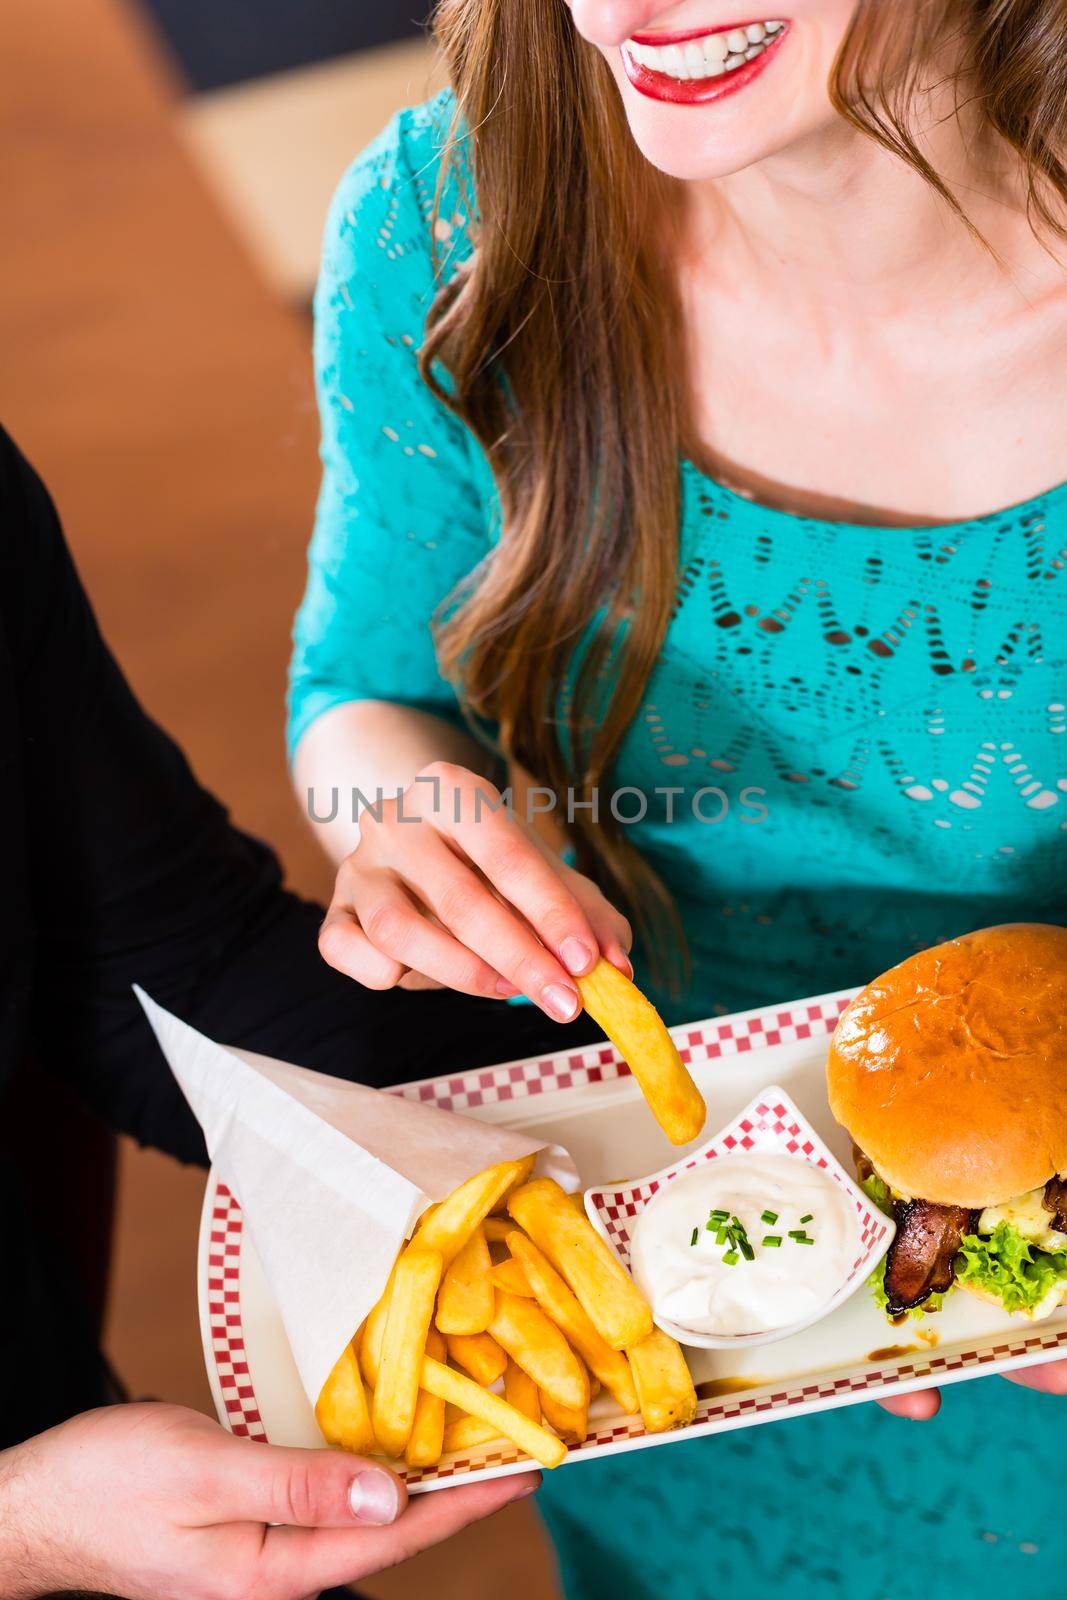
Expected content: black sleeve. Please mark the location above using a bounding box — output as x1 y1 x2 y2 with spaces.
5 433 597 1167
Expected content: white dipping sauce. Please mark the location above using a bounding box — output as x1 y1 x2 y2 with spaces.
630 1154 859 1338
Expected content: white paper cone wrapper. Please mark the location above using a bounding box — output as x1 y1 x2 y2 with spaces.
136 988 577 1403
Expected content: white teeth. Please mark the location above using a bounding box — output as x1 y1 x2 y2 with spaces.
684 41 706 76
624 21 785 82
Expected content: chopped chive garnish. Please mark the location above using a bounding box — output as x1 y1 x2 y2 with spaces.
722 1249 739 1266
763 1235 782 1247
716 1227 729 1245
705 1219 715 1231
800 1213 814 1225
760 1209 779 1225
708 1209 729 1222
788 1230 809 1242
738 1238 755 1261
690 1227 699 1247
797 1235 815 1244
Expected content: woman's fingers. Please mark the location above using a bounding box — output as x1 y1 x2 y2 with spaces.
414 765 604 980
876 1388 941 1420
346 868 512 999
395 831 584 1020
1002 1359 1067 1395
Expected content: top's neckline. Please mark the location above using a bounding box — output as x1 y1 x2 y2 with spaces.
681 455 1067 538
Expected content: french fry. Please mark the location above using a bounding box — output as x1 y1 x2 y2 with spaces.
360 1266 396 1388
372 1248 442 1458
489 1154 537 1212
506 1231 639 1414
484 1217 514 1245
504 1358 541 1425
507 1179 652 1352
576 959 705 1146
420 1355 567 1469
436 1225 494 1335
315 1336 376 1455
489 1291 589 1412
588 1373 601 1401
539 1389 587 1444
446 1331 508 1387
417 1161 530 1266
627 1329 697 1434
490 1258 532 1296
405 1328 446 1469
442 1415 502 1452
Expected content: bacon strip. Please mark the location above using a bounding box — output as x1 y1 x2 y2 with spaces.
882 1199 976 1315
1044 1176 1067 1235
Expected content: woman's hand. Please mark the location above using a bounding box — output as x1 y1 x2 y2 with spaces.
0 1402 537 1600
319 761 633 1022
877 1359 1067 1420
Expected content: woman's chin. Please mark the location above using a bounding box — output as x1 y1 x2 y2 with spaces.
620 103 797 181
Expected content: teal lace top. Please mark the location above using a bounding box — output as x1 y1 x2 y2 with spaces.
290 95 1067 1599
289 94 1066 1026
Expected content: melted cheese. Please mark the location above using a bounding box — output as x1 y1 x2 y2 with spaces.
977 1187 1067 1254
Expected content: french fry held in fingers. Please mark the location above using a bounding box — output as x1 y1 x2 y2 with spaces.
489 1290 589 1412
420 1355 567 1469
506 1230 639 1414
576 960 705 1146
442 1414 502 1453
315 1334 376 1455
372 1247 442 1458
416 1160 531 1266
445 1331 508 1387
627 1328 697 1434
435 1224 493 1335
490 1257 532 1296
405 1328 447 1469
504 1358 541 1425
539 1389 588 1444
507 1179 652 1351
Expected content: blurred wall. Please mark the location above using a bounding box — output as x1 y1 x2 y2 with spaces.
143 0 424 88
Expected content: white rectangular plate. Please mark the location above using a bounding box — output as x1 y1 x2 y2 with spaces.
198 989 1067 1491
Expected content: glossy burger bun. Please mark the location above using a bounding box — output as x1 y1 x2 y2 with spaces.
827 924 1067 1209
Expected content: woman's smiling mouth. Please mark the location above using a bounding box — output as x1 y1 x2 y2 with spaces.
622 19 789 103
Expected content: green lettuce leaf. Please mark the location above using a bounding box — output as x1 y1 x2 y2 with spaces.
860 1171 893 1217
955 1222 1067 1315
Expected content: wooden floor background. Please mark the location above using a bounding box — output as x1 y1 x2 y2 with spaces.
0 1 557 1593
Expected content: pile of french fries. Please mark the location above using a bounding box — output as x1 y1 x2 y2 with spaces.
317 1158 697 1472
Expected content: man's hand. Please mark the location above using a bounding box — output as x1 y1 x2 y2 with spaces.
0 1402 538 1600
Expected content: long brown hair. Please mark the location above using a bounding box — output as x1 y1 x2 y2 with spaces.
421 0 1067 981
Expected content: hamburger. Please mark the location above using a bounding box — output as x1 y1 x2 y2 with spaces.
827 923 1067 1321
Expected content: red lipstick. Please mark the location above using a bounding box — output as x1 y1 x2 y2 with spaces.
622 23 788 106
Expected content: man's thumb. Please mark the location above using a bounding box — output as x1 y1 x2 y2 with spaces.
203 1432 406 1529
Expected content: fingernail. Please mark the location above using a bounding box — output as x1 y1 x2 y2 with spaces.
513 1475 542 1499
496 977 520 997
611 951 634 980
542 983 580 1022
559 936 595 976
349 1470 400 1525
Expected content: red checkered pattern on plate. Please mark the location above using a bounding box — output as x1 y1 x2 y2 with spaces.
206 1185 266 1442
